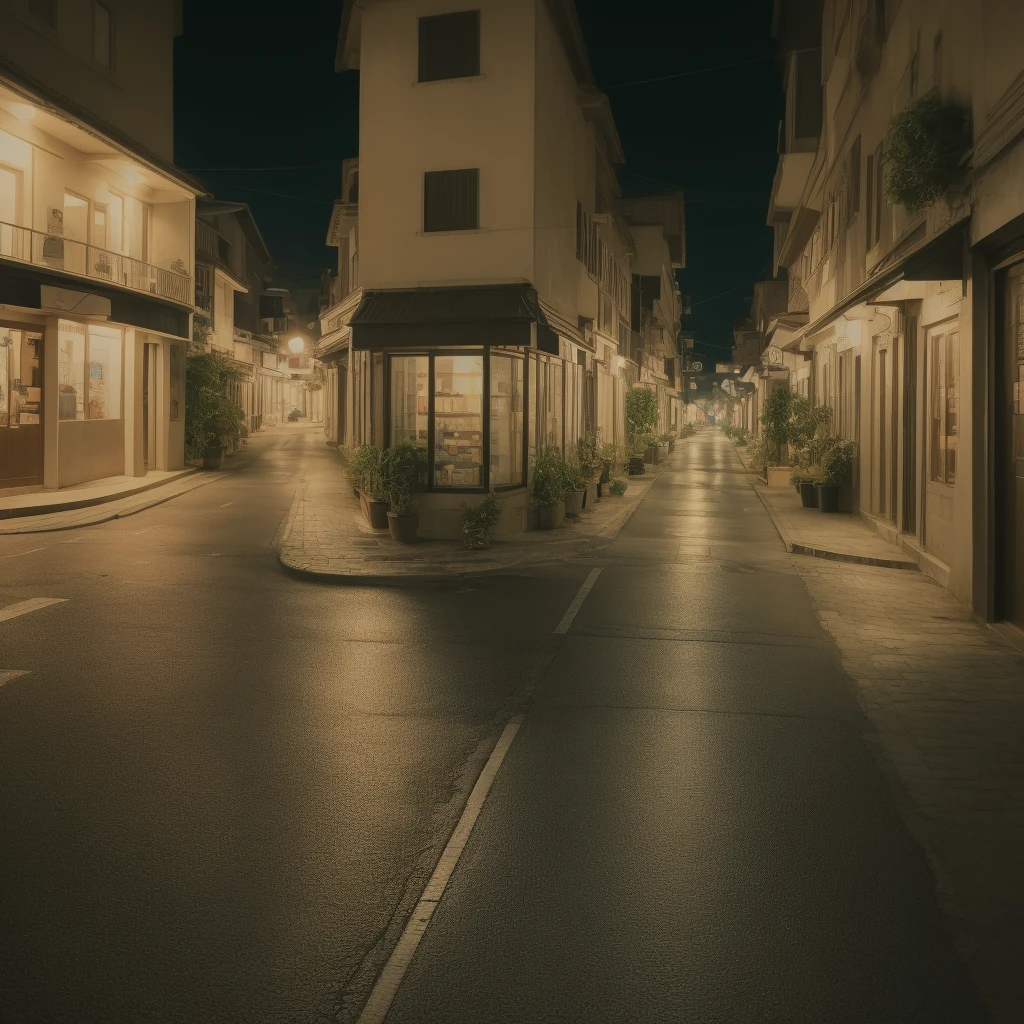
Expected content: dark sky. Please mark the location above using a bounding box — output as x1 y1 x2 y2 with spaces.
173 0 782 361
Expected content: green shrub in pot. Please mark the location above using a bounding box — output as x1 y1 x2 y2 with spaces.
532 446 568 508
381 441 427 517
346 444 386 501
460 492 502 549
820 439 856 487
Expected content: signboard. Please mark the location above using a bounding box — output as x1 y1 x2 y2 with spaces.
690 360 703 372
764 346 784 367
689 380 697 390
720 379 736 396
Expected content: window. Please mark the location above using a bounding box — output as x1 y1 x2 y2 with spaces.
873 142 884 246
93 2 112 68
929 328 958 485
424 169 479 232
490 352 524 486
0 165 24 259
29 0 56 30
107 191 124 253
434 354 483 487
533 355 563 454
865 153 874 249
418 10 480 82
390 354 429 445
63 191 89 243
57 321 121 421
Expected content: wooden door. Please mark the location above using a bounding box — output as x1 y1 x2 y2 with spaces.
998 261 1024 628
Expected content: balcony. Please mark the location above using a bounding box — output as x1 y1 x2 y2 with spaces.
0 221 192 305
196 220 244 282
261 317 289 334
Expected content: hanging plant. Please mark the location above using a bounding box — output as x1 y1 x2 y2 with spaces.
882 94 971 214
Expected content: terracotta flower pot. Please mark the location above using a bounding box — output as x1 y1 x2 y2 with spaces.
360 491 390 529
537 501 565 529
564 488 585 515
202 448 224 470
387 512 419 542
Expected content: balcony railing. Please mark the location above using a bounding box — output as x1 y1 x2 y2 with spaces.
261 316 289 334
0 221 192 305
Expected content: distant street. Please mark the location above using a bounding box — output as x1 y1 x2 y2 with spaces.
0 428 988 1022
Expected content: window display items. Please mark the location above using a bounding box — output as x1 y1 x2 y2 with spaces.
434 353 483 488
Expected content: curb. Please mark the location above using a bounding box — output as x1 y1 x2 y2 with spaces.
0 469 232 535
0 467 200 521
744 468 918 571
276 440 692 584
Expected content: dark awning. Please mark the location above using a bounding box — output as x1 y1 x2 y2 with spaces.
348 284 558 353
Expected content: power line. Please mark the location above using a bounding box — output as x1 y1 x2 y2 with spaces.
218 184 335 205
599 47 817 91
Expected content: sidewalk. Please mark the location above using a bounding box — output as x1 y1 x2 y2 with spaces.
279 450 682 581
0 468 219 535
733 444 917 569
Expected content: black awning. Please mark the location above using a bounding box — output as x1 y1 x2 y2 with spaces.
349 284 555 351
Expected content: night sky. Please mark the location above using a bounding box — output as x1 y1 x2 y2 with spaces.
173 0 782 362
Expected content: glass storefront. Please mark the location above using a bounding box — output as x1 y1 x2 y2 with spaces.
490 352 524 486
390 354 428 445
434 353 483 487
57 320 122 421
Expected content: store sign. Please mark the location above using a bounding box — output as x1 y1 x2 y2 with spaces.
764 346 783 367
690 360 703 372
689 380 697 390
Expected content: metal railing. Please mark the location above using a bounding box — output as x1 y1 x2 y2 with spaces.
0 220 192 305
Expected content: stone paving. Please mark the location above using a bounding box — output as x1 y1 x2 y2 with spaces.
279 450 680 579
794 556 1024 1023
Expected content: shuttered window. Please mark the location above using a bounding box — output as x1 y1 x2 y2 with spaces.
418 11 480 82
424 169 479 232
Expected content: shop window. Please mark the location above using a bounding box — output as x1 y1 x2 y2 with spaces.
418 10 480 82
57 321 121 421
390 354 429 445
0 328 42 427
434 353 483 488
490 352 524 487
929 329 958 485
533 356 563 454
424 169 479 233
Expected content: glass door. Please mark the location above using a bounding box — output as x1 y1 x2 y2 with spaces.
0 327 43 488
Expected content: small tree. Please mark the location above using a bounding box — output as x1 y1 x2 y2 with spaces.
185 350 246 459
625 387 659 455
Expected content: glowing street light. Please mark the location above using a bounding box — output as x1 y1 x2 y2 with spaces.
288 336 305 354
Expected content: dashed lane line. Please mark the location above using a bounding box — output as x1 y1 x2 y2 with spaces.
0 598 68 623
553 567 603 634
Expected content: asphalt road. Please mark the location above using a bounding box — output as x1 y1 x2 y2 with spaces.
0 426 988 1023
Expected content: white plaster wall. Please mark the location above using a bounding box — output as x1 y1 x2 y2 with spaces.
358 0 536 289
0 0 178 161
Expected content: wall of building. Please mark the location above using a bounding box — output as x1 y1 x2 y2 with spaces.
357 0 537 290
0 0 178 161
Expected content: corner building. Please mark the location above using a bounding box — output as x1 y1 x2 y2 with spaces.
319 0 685 539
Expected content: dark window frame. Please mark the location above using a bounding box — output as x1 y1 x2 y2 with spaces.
418 10 481 83
423 168 479 233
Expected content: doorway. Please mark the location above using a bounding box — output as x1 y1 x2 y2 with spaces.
997 259 1024 629
0 326 43 488
142 342 158 470
872 335 898 521
902 317 918 535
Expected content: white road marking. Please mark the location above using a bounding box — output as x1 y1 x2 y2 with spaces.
355 715 524 1024
553 567 603 634
0 597 68 623
0 670 30 687
133 526 162 535
0 546 47 559
219 501 234 508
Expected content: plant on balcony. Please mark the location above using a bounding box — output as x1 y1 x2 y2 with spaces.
460 492 502 549
170 259 188 276
184 350 246 462
192 312 212 348
94 254 113 276
883 94 971 214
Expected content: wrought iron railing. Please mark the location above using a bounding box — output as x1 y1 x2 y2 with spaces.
0 220 192 305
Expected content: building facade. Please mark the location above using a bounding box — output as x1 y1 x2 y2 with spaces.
319 0 686 538
766 0 1024 632
0 0 197 491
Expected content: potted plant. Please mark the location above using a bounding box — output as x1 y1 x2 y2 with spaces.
644 432 660 464
817 439 856 513
791 467 821 508
760 387 796 488
576 432 602 508
563 458 588 516
460 492 502 549
533 445 567 529
184 350 245 470
598 442 617 496
626 387 658 467
609 479 628 496
381 441 427 542
347 444 388 528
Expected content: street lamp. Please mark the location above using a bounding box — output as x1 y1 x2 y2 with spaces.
288 336 305 354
